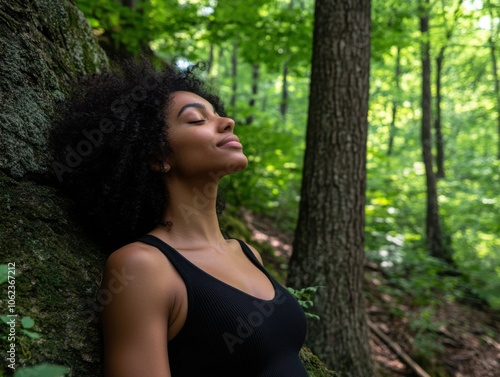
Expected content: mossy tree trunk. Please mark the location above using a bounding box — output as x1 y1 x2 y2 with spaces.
0 1 108 375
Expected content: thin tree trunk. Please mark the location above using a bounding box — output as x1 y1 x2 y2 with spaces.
491 42 500 159
230 43 238 109
207 43 214 75
280 60 289 120
121 0 137 8
388 46 401 156
434 0 463 177
287 0 373 375
488 2 500 159
435 48 445 178
246 64 259 125
420 0 450 262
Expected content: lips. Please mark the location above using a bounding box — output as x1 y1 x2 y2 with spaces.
217 135 242 148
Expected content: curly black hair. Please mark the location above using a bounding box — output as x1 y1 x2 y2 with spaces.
50 57 226 250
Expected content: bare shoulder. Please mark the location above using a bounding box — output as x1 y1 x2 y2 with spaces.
102 241 181 310
105 241 167 276
235 239 264 265
101 241 177 377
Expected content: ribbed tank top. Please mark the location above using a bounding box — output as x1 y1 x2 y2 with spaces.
137 235 308 377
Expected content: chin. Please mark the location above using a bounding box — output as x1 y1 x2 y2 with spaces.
224 155 248 175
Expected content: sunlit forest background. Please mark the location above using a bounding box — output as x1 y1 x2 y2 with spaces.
75 0 500 312
70 3 500 371
0 0 499 375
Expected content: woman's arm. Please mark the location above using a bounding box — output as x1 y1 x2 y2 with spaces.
101 243 174 377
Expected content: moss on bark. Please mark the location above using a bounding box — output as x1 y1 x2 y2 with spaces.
0 0 108 178
0 172 107 376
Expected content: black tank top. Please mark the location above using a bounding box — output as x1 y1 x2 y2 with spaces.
137 235 308 377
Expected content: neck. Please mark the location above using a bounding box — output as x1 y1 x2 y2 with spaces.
155 175 225 247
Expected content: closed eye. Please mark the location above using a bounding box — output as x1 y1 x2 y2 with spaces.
188 119 206 125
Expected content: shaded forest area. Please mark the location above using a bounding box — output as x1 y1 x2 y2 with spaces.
1 0 499 376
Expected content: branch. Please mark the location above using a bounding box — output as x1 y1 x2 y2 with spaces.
368 320 432 377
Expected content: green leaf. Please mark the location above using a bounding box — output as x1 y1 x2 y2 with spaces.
0 315 12 325
21 317 35 329
14 364 68 377
0 265 8 285
21 329 41 339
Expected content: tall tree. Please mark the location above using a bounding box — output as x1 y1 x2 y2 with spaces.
486 0 500 160
230 42 238 109
434 0 463 178
287 0 373 375
246 63 260 125
388 45 401 156
280 60 290 120
420 0 450 262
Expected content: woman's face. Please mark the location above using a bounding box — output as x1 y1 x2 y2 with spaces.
164 91 248 180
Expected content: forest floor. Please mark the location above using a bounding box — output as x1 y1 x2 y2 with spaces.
242 210 500 377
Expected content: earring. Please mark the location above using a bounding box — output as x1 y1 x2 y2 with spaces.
163 164 170 173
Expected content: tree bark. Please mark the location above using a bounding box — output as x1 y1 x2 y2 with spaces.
246 63 259 125
287 0 373 375
491 40 500 160
420 0 450 262
0 1 108 375
0 0 108 178
207 43 214 74
487 2 500 160
388 46 401 156
280 60 289 121
230 42 238 109
434 0 463 177
435 48 445 178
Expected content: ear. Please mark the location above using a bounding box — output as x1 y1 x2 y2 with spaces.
150 159 171 173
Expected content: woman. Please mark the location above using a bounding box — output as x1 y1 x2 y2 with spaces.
52 58 308 377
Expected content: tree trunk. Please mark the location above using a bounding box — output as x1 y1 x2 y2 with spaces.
121 0 138 8
207 43 214 74
491 41 500 160
388 46 401 156
280 60 289 120
435 49 445 178
0 0 108 178
230 42 238 109
434 0 463 177
246 64 259 125
420 0 450 262
0 1 109 375
286 0 373 375
487 2 500 160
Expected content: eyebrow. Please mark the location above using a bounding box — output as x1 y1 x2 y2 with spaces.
177 102 214 117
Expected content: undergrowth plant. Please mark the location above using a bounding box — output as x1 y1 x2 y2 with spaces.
287 286 321 321
0 265 68 377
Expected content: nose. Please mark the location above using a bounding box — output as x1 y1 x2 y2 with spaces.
219 116 235 132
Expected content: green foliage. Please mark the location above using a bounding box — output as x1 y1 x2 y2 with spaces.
0 265 7 285
408 307 445 360
14 364 68 377
74 0 500 313
287 286 321 321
